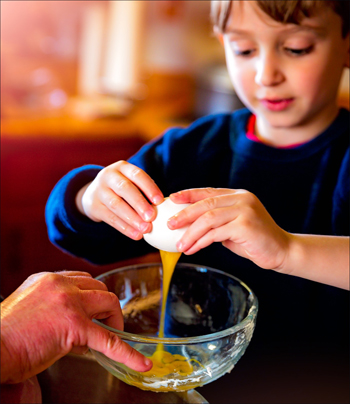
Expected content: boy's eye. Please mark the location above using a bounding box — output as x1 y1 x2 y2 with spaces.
284 45 314 56
234 49 254 57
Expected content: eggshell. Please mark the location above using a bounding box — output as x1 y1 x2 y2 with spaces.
143 198 191 252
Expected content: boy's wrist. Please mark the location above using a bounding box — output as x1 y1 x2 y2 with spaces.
279 233 305 277
75 183 91 216
276 234 350 289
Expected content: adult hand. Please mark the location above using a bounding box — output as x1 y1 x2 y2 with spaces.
75 161 164 240
168 188 289 271
1 271 152 384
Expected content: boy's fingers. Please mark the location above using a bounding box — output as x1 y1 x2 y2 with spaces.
170 188 231 203
177 207 239 252
116 161 164 207
87 324 152 372
168 193 239 229
93 204 143 240
181 221 236 255
100 188 152 234
108 175 158 223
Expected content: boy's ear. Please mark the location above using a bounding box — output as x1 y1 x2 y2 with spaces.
213 26 224 46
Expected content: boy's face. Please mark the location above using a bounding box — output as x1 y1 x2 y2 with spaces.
222 1 349 140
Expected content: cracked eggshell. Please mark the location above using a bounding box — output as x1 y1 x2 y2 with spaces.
143 198 191 252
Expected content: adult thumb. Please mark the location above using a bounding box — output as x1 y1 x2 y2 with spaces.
87 323 152 372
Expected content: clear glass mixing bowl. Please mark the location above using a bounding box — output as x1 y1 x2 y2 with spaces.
91 263 258 392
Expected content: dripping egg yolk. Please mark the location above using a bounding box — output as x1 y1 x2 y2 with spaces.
143 250 201 379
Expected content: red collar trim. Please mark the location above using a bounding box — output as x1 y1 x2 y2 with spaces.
246 114 306 149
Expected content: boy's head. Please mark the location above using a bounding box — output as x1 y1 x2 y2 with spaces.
210 0 349 145
211 1 349 38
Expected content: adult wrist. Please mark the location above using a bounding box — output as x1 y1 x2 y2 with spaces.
1 309 26 384
1 337 14 384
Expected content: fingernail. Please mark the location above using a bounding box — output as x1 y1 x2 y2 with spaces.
177 242 184 252
130 229 141 239
144 358 152 367
139 222 150 233
153 195 163 205
167 216 177 229
144 209 154 221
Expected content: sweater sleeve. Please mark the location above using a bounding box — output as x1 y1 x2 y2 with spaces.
45 113 233 264
45 164 155 265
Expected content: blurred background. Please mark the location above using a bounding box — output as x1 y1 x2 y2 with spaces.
1 0 349 297
1 3 349 403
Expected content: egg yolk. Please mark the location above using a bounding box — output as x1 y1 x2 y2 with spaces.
142 250 202 380
125 250 204 391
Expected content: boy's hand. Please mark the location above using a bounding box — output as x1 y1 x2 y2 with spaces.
76 161 164 239
168 188 290 271
1 271 152 384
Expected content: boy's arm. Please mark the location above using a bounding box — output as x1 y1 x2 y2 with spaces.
169 188 349 290
45 165 154 265
283 234 349 290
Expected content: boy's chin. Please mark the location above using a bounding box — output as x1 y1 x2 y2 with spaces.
256 112 299 128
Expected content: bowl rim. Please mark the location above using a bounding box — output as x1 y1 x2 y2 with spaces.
94 262 258 345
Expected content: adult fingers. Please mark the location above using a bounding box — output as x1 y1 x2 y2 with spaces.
95 313 124 331
87 323 152 372
71 345 89 355
55 271 93 278
80 290 124 330
66 276 108 292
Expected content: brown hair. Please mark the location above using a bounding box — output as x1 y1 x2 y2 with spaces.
211 0 349 37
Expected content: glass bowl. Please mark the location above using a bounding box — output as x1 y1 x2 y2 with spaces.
91 263 258 392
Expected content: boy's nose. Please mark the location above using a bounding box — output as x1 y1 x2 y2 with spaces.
255 52 284 87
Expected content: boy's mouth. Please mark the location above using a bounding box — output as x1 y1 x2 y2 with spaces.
260 98 294 111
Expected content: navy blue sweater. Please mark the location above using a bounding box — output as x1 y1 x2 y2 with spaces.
46 108 349 351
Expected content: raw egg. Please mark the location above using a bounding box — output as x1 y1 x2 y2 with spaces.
143 198 190 253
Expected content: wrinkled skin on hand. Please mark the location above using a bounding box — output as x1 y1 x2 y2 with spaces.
1 271 152 385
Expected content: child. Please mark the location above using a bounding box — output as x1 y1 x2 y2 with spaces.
46 0 349 360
